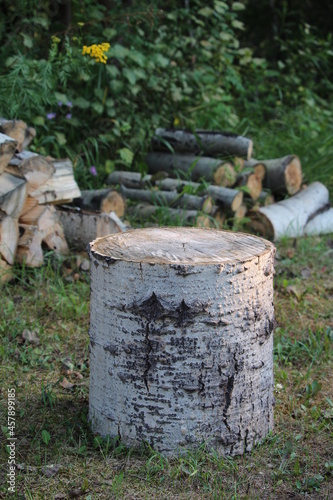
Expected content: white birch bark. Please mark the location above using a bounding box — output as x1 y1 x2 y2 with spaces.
88 227 275 456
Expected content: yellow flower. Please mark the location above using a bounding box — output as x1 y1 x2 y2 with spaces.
174 117 180 126
51 36 61 44
77 22 84 27
82 42 110 64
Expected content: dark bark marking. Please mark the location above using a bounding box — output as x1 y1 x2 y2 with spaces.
244 429 249 452
143 323 152 393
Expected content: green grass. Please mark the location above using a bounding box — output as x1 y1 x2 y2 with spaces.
0 236 332 499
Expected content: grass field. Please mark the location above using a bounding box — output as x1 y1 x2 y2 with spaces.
0 234 332 499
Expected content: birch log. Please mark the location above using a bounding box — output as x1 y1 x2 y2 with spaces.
262 155 302 196
0 211 18 265
304 207 333 236
57 207 127 251
74 189 126 217
127 203 212 227
152 129 253 159
145 152 235 185
120 185 214 214
88 227 275 456
249 182 330 240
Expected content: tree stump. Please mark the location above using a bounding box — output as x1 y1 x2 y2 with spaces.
88 227 275 456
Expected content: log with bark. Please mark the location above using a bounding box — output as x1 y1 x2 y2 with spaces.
120 185 215 214
0 133 17 174
243 159 266 181
0 118 36 152
235 169 262 200
73 188 126 218
261 155 302 196
108 170 243 212
57 206 127 251
127 203 212 227
304 207 333 236
88 227 275 456
152 128 253 159
145 152 237 185
248 182 330 240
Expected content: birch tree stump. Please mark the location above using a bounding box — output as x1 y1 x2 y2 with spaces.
88 227 275 456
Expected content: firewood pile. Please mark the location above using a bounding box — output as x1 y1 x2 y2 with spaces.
107 128 332 239
0 119 126 284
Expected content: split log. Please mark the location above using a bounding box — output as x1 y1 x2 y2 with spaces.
261 155 302 196
0 118 36 152
120 185 214 214
0 255 12 284
127 203 212 227
29 159 81 204
0 172 27 217
0 133 17 174
0 211 18 265
249 182 330 241
16 224 44 267
235 170 262 200
57 206 127 251
304 207 333 236
88 227 275 456
7 151 55 193
19 204 69 263
74 189 126 218
146 152 234 185
152 128 253 159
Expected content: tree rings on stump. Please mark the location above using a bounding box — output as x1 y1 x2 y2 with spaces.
88 227 276 456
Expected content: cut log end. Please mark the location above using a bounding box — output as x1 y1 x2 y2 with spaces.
90 227 273 265
285 156 302 195
100 191 126 217
213 163 236 187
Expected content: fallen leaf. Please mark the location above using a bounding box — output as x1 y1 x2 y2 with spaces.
300 267 311 279
286 247 295 259
60 377 74 389
41 463 61 478
286 285 303 301
22 329 40 345
61 357 75 371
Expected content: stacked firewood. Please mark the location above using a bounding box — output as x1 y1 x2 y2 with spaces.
107 128 332 239
0 119 130 283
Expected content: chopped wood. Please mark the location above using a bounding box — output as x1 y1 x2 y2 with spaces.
0 172 27 217
20 196 39 217
152 128 253 159
0 210 18 264
120 185 214 214
0 133 17 174
16 224 44 267
145 152 227 183
248 182 330 240
29 159 81 204
261 155 302 196
74 188 126 217
0 255 12 284
235 169 262 200
127 203 212 227
7 151 55 193
57 206 127 251
0 118 36 152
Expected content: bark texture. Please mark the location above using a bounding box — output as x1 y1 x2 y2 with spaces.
88 227 275 456
152 129 253 159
